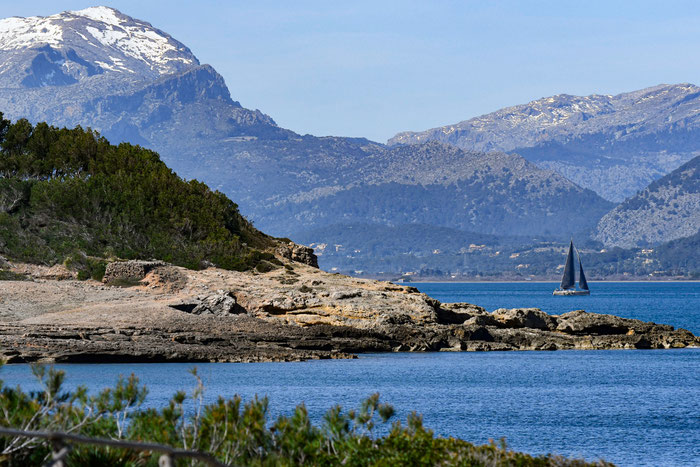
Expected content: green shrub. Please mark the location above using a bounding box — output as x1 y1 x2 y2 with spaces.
0 114 275 272
0 270 28 281
0 363 613 466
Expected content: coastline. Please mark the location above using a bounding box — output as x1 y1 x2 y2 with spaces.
0 259 697 364
405 279 700 283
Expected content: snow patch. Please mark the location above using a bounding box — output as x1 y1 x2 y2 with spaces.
69 6 123 26
94 60 117 71
0 16 64 49
0 7 197 75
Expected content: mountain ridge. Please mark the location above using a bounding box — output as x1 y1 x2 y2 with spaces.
260 140 613 238
389 84 700 201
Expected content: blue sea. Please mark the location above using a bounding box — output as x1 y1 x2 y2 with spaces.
414 281 700 335
3 282 699 466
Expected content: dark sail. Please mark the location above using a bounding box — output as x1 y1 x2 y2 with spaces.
578 253 589 290
560 240 575 289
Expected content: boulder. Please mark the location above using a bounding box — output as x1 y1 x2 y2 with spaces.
492 308 557 331
103 260 166 284
436 302 489 324
275 242 319 268
556 310 633 335
193 292 241 316
170 291 244 316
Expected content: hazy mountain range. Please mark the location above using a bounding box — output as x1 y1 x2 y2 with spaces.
390 85 700 202
0 6 697 277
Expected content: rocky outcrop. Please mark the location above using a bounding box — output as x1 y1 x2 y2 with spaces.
170 291 244 316
0 320 357 364
8 262 76 280
103 260 166 284
0 260 697 363
275 242 319 268
492 308 557 331
436 302 490 325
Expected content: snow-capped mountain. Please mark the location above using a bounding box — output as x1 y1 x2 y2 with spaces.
0 6 281 157
389 85 700 201
0 6 197 87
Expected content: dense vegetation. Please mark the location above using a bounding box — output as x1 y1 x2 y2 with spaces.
0 364 610 466
0 114 275 278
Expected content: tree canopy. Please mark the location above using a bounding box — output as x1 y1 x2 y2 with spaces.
0 113 274 277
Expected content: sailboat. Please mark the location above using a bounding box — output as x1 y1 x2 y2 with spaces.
553 239 590 296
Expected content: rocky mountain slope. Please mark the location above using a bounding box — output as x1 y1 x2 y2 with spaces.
0 7 612 243
270 141 612 237
0 7 279 150
390 85 700 201
594 155 700 247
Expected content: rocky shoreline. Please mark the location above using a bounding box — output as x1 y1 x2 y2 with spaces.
0 259 697 363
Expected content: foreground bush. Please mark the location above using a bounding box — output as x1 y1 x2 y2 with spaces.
0 364 612 466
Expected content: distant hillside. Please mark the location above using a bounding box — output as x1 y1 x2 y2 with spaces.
294 223 536 274
300 222 699 280
266 141 613 238
652 229 700 274
0 115 280 278
593 156 700 248
390 85 700 201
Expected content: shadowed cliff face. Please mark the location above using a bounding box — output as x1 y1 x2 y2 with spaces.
0 64 285 151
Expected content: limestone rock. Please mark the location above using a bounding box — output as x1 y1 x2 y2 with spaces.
492 308 557 331
193 292 241 316
170 291 243 316
0 259 698 363
436 302 489 324
103 260 166 284
275 242 319 268
555 310 673 335
9 262 75 280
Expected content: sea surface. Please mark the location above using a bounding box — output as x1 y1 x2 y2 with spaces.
3 282 699 466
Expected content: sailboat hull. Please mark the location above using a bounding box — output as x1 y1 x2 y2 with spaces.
553 289 590 296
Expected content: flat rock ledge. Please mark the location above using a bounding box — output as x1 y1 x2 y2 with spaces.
0 260 697 363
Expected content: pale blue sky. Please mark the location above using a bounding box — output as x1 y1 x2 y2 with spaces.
3 1 700 142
